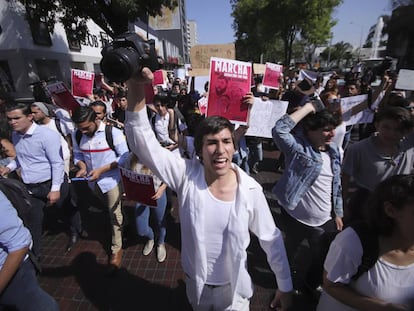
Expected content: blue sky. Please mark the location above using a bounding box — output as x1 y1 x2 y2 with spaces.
186 0 391 49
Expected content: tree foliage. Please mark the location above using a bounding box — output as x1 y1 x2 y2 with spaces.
16 0 177 39
320 41 353 66
231 0 342 66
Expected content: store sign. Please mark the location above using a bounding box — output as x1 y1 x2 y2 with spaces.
80 31 111 49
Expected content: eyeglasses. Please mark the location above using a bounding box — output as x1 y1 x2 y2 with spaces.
405 106 414 111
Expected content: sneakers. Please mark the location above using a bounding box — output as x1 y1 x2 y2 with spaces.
143 239 154 256
157 244 167 263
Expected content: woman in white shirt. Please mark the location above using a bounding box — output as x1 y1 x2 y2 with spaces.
317 174 414 311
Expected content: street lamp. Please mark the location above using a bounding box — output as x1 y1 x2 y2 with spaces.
350 22 364 60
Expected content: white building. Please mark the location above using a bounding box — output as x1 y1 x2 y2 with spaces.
187 20 198 55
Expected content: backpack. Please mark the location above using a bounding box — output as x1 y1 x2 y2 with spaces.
0 177 42 273
75 124 115 153
0 177 32 226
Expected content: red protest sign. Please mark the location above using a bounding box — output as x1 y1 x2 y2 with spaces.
262 63 283 90
207 57 252 125
46 81 80 112
119 167 157 207
71 69 95 97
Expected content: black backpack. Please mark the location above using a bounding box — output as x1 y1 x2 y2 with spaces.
75 124 115 152
0 177 32 226
0 177 42 273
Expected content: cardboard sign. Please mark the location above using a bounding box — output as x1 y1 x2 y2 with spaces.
46 81 80 112
207 57 252 125
119 167 157 207
246 98 288 138
395 69 414 91
190 44 235 76
71 69 95 98
262 63 283 90
253 63 266 75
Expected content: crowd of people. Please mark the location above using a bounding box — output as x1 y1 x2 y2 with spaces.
0 59 413 311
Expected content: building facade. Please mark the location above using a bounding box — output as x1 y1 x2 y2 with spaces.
0 1 187 98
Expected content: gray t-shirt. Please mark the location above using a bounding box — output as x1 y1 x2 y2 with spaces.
342 132 414 191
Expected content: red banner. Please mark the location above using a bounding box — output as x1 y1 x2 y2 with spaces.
207 57 252 124
262 63 283 90
71 69 95 97
119 167 157 207
46 81 80 113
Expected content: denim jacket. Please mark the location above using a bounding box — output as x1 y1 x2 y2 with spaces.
272 114 343 217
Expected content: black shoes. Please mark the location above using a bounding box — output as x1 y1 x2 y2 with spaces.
65 234 78 252
65 229 88 252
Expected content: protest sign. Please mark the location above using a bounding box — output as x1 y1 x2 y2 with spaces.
341 94 374 126
395 69 414 91
71 69 95 98
190 44 235 76
262 63 283 90
152 70 165 86
253 63 266 75
246 98 288 138
198 96 208 116
46 81 80 112
119 167 157 207
207 57 252 125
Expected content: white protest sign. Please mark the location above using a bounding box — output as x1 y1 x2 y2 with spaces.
395 69 414 91
341 94 374 126
246 98 288 138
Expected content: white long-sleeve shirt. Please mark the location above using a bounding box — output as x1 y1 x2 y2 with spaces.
125 108 292 306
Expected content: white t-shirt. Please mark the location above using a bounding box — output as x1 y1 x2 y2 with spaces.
317 228 414 311
203 187 233 285
287 151 333 226
154 113 175 145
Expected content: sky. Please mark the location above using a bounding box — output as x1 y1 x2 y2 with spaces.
186 0 392 49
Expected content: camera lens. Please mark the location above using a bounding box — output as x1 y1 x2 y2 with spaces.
100 47 140 82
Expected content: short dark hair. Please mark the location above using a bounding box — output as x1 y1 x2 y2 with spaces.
194 116 235 157
301 109 342 131
375 106 413 132
5 101 32 116
153 94 169 107
90 100 107 114
71 106 96 124
365 174 414 236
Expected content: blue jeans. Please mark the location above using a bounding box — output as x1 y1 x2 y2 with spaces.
0 260 59 311
135 191 167 244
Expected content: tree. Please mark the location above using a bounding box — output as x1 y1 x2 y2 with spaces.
16 0 177 39
231 0 342 66
320 41 353 67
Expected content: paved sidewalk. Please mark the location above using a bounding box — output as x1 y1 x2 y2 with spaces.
38 142 317 311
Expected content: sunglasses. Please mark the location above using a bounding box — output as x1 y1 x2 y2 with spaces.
328 98 341 105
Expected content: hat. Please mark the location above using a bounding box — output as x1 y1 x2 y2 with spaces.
296 78 315 96
32 101 50 116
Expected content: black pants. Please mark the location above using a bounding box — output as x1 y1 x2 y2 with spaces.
279 208 339 289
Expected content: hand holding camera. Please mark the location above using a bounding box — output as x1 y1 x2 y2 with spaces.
100 32 160 82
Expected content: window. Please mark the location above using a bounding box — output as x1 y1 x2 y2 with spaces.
35 59 62 81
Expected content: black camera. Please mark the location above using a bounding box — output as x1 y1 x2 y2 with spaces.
100 32 159 82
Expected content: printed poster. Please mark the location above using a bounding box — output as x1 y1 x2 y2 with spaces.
262 63 283 90
198 96 208 116
119 167 157 207
246 98 288 138
341 94 374 126
71 69 95 98
207 57 252 125
46 81 80 112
